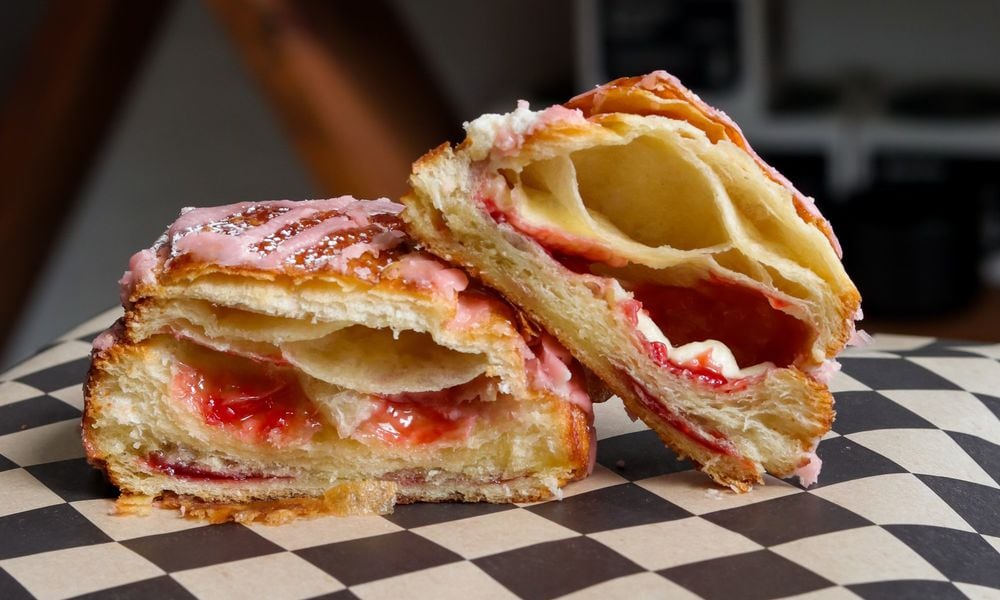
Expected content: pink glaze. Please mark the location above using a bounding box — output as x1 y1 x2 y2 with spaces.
117 198 475 302
383 254 469 296
165 197 402 268
792 451 823 488
623 372 738 457
810 359 842 385
526 333 592 415
846 306 872 348
119 247 161 306
848 328 873 347
521 331 596 476
92 330 116 353
92 320 125 353
448 291 503 330
840 306 872 359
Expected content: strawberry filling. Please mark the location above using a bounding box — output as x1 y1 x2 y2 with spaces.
170 344 487 449
624 373 737 456
360 398 469 445
480 196 627 267
630 281 812 369
172 350 322 446
168 343 507 449
356 387 482 446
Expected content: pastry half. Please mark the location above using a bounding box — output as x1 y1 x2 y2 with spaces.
403 71 862 491
84 197 598 522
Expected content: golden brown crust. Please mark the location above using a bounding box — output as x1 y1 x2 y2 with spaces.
403 104 857 491
151 482 400 524
81 328 128 479
117 198 473 316
566 71 842 257
567 74 864 350
108 457 579 525
402 195 833 489
85 199 600 520
602 363 833 491
566 404 595 482
85 333 592 520
126 252 440 313
433 79 860 371
569 74 863 357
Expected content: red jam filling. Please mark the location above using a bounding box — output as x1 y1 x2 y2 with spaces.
479 196 626 267
172 350 322 446
144 452 286 481
481 197 508 224
357 388 480 446
631 281 812 369
623 373 737 456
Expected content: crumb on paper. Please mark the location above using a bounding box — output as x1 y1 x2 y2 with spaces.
705 488 726 500
113 494 153 516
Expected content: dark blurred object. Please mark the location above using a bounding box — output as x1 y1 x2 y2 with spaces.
842 154 998 317
844 184 980 316
768 80 839 114
0 1 172 352
582 0 1000 334
207 0 459 200
889 83 1000 120
0 0 457 354
599 0 740 91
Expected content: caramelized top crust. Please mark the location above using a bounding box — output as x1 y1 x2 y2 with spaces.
120 198 470 304
566 71 842 258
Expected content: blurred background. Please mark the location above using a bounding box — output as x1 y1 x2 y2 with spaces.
1 0 999 370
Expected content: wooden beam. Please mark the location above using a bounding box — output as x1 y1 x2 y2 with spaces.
207 0 460 200
0 1 173 349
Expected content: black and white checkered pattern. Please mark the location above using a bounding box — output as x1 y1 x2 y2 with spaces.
1 309 998 599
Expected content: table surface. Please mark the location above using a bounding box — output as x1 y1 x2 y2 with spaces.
1 308 999 600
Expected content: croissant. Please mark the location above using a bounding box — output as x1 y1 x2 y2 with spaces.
403 71 861 491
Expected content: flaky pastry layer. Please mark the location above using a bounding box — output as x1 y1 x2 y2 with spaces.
403 73 860 490
85 198 597 519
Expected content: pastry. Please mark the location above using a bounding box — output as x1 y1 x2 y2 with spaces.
403 71 862 491
84 197 598 522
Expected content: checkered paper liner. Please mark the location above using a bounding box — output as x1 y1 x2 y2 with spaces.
1 309 999 600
